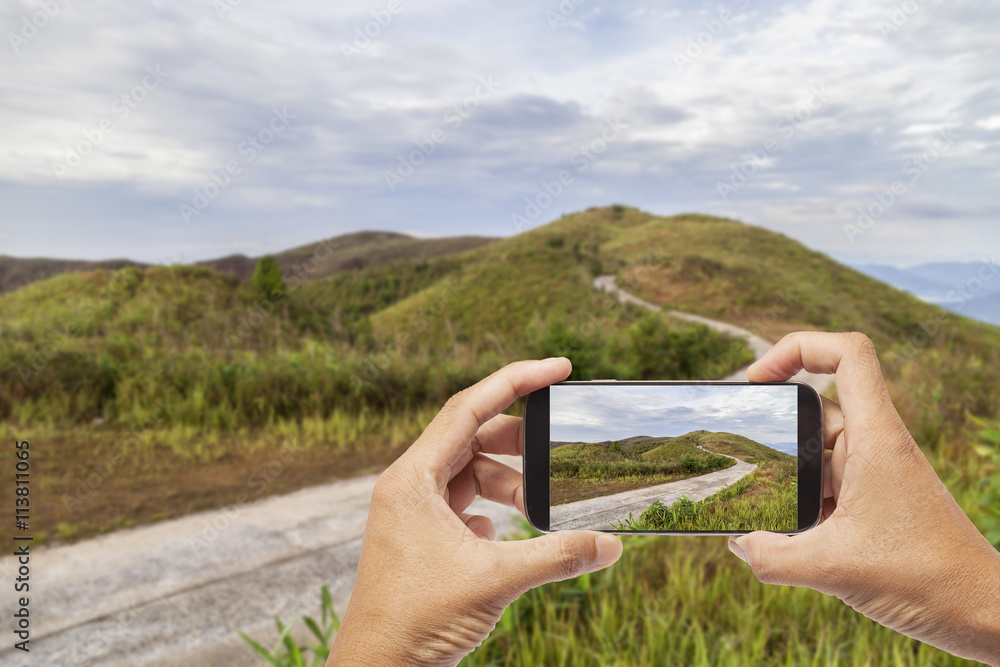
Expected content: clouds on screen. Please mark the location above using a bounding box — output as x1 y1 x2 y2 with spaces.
550 384 797 453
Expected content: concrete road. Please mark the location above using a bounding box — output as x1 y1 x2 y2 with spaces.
0 278 833 666
593 275 832 390
0 460 525 667
549 452 756 531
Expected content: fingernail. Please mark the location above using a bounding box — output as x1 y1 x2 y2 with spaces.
595 534 623 568
728 537 748 563
541 356 566 363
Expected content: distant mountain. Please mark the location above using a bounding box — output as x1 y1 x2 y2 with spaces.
852 262 1000 326
0 256 146 294
550 435 658 450
0 231 496 293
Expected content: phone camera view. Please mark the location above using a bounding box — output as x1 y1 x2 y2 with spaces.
549 384 799 532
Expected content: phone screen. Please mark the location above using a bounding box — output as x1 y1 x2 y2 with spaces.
547 383 801 533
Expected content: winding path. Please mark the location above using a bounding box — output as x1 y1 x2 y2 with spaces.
0 276 832 666
550 450 756 531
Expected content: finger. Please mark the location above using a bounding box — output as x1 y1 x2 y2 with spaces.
458 512 497 541
729 529 830 591
449 415 524 477
494 531 622 597
823 449 834 499
447 454 525 515
410 358 571 485
822 396 843 451
746 332 899 430
471 414 523 457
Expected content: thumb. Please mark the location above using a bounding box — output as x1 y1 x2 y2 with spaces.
729 530 825 589
495 531 623 595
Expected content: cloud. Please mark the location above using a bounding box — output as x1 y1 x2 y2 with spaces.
0 0 997 263
550 384 798 453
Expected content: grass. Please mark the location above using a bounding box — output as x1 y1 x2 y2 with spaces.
216 206 1000 666
245 514 978 667
550 435 737 505
3 205 998 665
0 231 752 545
614 457 797 533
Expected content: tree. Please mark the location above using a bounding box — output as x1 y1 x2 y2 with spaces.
612 441 622 453
251 256 286 300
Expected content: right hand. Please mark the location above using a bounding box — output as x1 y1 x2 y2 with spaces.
730 332 1000 666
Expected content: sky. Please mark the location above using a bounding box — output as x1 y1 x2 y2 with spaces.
549 383 799 454
0 0 998 266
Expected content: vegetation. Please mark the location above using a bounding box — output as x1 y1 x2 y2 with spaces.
251 255 287 299
550 434 737 505
0 212 753 545
615 447 797 532
4 206 998 665
230 585 338 667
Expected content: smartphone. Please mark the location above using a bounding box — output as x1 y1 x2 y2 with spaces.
522 381 824 535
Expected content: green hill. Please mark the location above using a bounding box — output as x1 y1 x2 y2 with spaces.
550 432 738 505
2 206 997 551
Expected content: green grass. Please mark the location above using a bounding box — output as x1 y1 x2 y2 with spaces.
615 460 797 533
550 434 738 505
0 234 752 544
219 206 1000 666
4 205 999 664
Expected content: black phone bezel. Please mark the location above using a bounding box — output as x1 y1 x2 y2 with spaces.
522 380 824 535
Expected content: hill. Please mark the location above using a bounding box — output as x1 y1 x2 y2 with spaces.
550 435 657 450
0 255 146 294
195 231 496 282
550 432 739 505
2 206 998 551
0 231 496 294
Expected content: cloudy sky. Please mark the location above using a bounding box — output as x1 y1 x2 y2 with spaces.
0 0 997 265
550 383 798 454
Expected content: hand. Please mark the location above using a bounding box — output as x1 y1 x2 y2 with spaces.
327 358 624 667
730 332 1000 666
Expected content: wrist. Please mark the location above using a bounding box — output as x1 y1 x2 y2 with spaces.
940 543 1000 665
960 548 1000 666
327 613 415 667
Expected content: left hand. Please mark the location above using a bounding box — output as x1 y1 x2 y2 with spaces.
327 358 624 667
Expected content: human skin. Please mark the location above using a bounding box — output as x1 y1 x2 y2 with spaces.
328 335 999 666
326 358 623 667
731 332 1000 666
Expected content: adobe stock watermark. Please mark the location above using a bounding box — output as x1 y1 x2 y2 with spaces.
383 75 500 192
224 237 340 349
511 117 628 232
673 0 751 73
716 85 829 202
61 400 174 514
17 267 140 384
51 65 168 182
340 0 403 63
214 0 247 20
352 275 467 387
183 440 304 556
7 0 72 55
178 107 295 223
877 0 928 37
843 126 959 244
546 0 586 30
889 255 999 372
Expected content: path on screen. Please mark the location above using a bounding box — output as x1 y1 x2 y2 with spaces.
550 449 758 530
0 277 832 667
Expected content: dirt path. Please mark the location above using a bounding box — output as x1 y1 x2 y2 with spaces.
0 277 833 666
550 451 756 530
